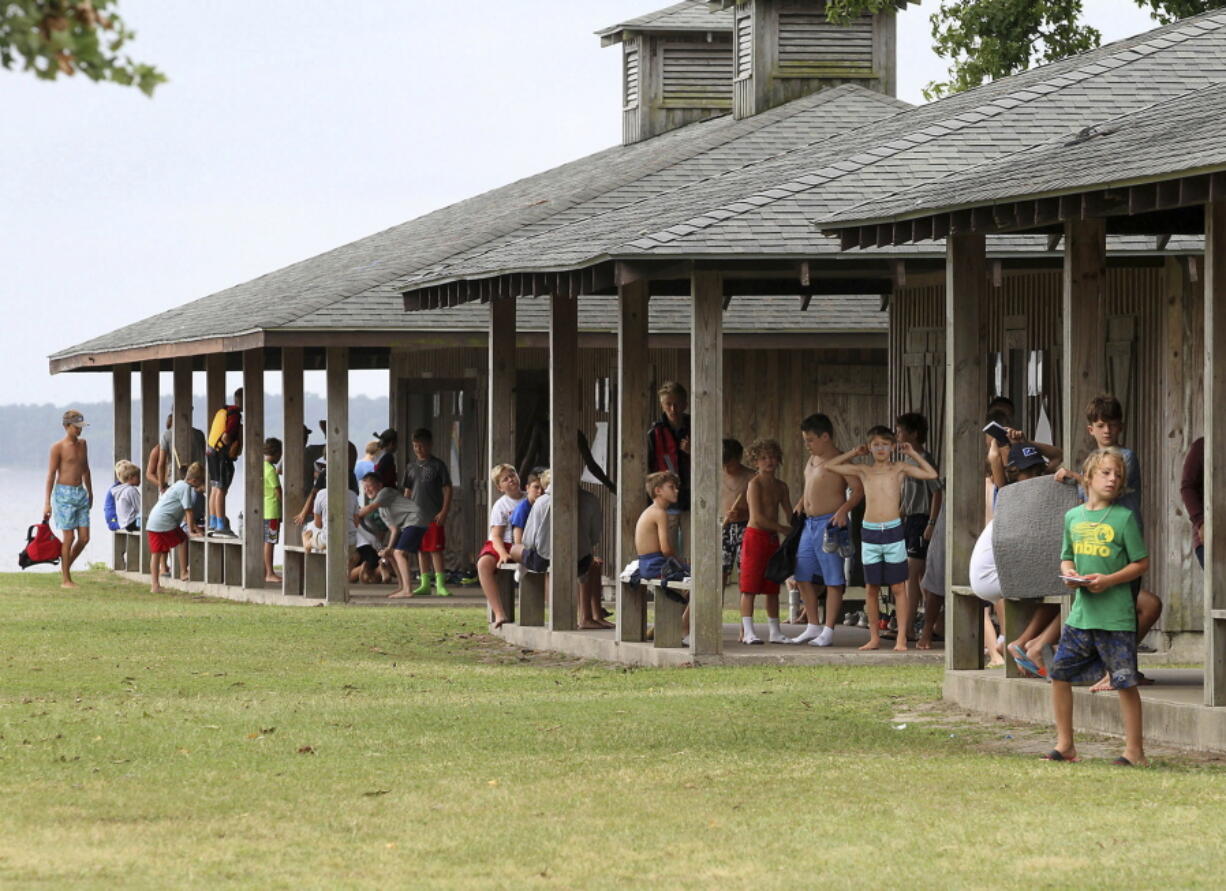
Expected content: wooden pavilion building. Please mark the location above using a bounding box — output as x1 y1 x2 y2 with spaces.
819 80 1226 747
51 1 1226 696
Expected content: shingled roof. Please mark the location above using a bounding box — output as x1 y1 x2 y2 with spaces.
596 0 731 46
53 7 1226 367
818 83 1226 233
398 8 1226 303
52 82 904 366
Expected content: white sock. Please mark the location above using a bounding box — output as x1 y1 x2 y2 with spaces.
792 623 822 644
809 625 835 647
768 617 782 634
741 616 755 635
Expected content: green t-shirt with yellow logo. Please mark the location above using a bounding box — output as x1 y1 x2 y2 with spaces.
1061 504 1147 632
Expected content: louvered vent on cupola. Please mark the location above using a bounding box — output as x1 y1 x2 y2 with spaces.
598 1 735 145
715 0 912 120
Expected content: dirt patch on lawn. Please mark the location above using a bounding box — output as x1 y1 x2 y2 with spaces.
447 631 611 670
894 698 1226 767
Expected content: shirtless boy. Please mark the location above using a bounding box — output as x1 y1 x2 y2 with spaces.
792 414 863 646
827 426 938 651
636 471 684 580
721 438 753 588
738 439 793 645
44 410 93 588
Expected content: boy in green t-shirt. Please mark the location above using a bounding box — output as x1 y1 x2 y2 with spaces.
263 438 283 584
1048 447 1149 767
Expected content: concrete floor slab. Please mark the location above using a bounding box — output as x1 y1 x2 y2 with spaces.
944 668 1226 754
495 621 944 667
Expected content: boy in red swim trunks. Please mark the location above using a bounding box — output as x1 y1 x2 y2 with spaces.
739 439 793 645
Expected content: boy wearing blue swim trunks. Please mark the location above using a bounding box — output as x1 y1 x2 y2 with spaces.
43 410 93 589
828 426 937 652
792 414 864 647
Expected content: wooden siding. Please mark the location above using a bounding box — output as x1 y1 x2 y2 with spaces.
889 264 1204 637
777 10 874 73
399 344 887 576
623 40 640 108
661 43 734 106
735 10 753 80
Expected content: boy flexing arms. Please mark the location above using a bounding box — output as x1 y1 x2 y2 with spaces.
44 410 93 588
828 426 937 651
792 414 863 646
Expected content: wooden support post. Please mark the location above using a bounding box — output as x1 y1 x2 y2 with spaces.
112 365 132 570
139 361 159 575
616 279 650 642
946 233 987 670
172 358 192 481
1062 218 1107 465
1205 201 1226 706
282 348 305 595
325 347 350 604
690 269 723 656
488 299 517 501
242 349 266 589
389 348 409 434
549 293 579 632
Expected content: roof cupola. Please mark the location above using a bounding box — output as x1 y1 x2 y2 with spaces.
710 0 907 119
598 1 735 145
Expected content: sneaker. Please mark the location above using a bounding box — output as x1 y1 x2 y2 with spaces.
856 612 869 629
821 523 840 553
837 527 855 559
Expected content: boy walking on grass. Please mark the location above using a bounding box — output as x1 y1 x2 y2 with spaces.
263 438 283 584
1048 447 1149 766
44 410 93 589
827 426 937 652
402 428 453 597
1055 394 1162 691
738 439 793 646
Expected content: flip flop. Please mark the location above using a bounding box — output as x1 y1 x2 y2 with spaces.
1008 643 1046 678
1042 750 1080 762
1112 756 1137 767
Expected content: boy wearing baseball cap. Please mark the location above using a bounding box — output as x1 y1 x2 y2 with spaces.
43 410 93 588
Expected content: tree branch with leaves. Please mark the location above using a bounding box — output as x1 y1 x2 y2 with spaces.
0 0 164 95
826 0 1225 100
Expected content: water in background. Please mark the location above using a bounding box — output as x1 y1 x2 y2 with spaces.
0 465 267 575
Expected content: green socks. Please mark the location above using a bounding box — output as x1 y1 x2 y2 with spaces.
412 573 432 596
433 573 452 597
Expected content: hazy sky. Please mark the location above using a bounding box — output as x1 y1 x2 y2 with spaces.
3 0 1158 406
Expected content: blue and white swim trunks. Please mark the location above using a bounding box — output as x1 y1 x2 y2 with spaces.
861 518 908 586
51 483 91 531
795 513 847 587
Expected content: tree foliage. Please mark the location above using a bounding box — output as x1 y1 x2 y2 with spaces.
0 0 164 95
826 0 1226 99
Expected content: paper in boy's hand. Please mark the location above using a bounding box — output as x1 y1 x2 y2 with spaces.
1059 574 1092 585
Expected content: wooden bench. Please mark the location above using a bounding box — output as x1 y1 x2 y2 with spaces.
950 585 1067 678
495 563 547 627
111 530 141 573
644 577 690 649
205 536 243 587
282 544 326 599
173 535 206 583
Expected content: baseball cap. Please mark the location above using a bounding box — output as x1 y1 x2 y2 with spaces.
315 455 327 467
1008 443 1045 471
62 410 87 428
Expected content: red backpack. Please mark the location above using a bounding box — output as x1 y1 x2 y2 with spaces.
19 523 62 569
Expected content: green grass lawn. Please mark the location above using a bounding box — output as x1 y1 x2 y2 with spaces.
3 571 1226 888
